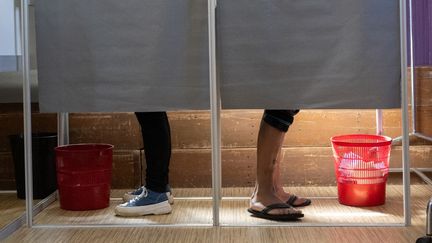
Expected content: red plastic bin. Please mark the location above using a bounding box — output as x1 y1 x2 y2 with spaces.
331 134 392 206
55 144 113 210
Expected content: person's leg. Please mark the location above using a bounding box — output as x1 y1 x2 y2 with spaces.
250 119 296 216
251 110 307 217
250 110 304 217
135 112 171 193
115 112 172 216
258 109 310 207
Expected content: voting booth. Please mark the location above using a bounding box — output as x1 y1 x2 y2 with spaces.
11 0 411 228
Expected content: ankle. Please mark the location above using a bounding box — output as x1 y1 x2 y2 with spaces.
273 186 285 194
253 189 277 201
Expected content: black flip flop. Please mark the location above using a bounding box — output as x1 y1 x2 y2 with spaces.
286 194 312 207
247 203 304 221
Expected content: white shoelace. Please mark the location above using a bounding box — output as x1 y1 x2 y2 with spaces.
129 188 148 204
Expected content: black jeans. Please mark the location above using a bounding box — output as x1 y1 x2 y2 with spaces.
135 112 171 193
263 110 300 132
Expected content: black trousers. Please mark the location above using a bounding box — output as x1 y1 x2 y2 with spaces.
135 112 171 193
263 110 300 132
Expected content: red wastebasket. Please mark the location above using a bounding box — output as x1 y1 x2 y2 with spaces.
331 134 392 206
55 144 113 210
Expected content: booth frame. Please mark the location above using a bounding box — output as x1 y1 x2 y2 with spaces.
15 0 413 230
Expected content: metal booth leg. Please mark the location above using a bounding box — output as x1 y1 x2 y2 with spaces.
416 198 432 242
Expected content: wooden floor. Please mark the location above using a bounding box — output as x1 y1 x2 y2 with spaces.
4 184 432 242
0 193 25 229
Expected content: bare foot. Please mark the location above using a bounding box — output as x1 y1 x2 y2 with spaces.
275 187 310 207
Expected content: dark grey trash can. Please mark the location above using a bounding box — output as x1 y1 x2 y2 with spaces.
9 133 57 199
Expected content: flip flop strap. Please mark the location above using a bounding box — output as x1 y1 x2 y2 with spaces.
287 195 298 205
262 203 294 214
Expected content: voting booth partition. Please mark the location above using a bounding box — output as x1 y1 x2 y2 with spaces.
15 0 411 228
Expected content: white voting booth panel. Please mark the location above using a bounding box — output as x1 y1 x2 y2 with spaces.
16 0 411 228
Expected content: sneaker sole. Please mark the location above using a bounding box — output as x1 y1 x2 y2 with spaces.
115 200 172 217
123 192 174 205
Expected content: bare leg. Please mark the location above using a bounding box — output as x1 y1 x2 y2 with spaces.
250 120 301 215
273 152 309 206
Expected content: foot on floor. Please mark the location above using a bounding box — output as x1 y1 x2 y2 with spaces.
122 185 174 205
286 194 312 207
116 188 172 217
275 188 311 207
248 200 304 221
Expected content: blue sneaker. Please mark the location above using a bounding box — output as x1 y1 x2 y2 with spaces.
115 188 172 216
123 186 174 204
